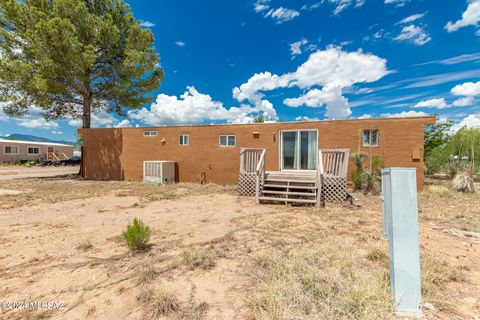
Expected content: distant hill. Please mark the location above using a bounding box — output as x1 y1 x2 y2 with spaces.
0 134 78 146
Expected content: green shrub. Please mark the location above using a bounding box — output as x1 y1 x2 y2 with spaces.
351 152 367 171
122 217 152 252
352 171 364 191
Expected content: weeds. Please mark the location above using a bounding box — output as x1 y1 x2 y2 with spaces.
137 264 160 285
122 217 152 252
77 240 94 250
137 288 180 319
182 247 220 270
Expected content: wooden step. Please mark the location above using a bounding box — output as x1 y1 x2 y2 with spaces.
263 184 317 190
259 196 317 204
264 178 316 184
261 190 316 196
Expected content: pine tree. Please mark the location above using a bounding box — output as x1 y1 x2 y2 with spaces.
0 0 163 128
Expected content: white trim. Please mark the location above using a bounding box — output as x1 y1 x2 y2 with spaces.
0 138 72 147
219 135 236 147
179 134 189 146
279 129 318 171
3 145 19 155
27 146 41 155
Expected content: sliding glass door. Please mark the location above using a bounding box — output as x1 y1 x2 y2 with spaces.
281 130 317 170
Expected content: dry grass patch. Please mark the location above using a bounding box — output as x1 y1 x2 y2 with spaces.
181 247 222 270
248 237 394 320
137 288 180 319
137 264 160 285
77 240 94 250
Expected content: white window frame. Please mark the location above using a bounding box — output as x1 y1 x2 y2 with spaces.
362 129 379 147
279 129 319 171
143 131 158 137
179 134 189 146
219 135 236 147
27 146 40 155
4 145 19 154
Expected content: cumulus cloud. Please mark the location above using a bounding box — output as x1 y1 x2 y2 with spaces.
175 41 186 47
394 25 431 46
451 114 480 132
452 97 475 106
358 114 372 119
128 86 277 125
450 80 480 96
233 46 388 120
289 39 308 57
445 0 480 33
412 98 449 109
381 110 429 118
295 116 321 121
17 118 60 129
68 110 131 128
397 13 427 24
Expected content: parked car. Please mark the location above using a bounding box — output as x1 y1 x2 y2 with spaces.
60 157 81 166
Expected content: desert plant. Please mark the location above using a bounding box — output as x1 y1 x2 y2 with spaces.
352 170 365 191
182 248 219 270
122 218 152 252
370 155 384 175
137 265 160 285
364 172 380 195
351 152 367 171
451 172 475 193
77 240 94 250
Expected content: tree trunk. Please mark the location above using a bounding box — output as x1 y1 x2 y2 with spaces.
79 93 92 178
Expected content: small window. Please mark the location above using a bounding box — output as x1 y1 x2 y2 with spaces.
219 135 236 147
27 147 40 154
4 146 19 154
143 131 158 137
363 129 378 147
179 134 189 146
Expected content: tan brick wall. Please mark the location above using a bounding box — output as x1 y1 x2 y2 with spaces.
80 117 435 190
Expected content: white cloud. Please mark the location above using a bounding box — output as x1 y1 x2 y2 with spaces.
128 86 277 125
384 0 410 6
17 118 60 129
412 98 449 109
450 81 480 96
116 119 132 128
289 39 308 57
358 114 372 119
295 116 321 121
233 46 388 120
394 25 431 46
382 110 429 118
51 130 63 135
254 1 270 13
175 41 186 47
397 13 426 24
452 97 475 106
67 110 131 128
325 0 365 15
451 114 480 132
264 7 300 23
140 21 155 28
445 0 480 33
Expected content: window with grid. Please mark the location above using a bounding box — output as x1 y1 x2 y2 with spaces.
179 134 189 146
219 135 236 147
362 129 378 147
4 146 19 154
27 147 40 154
143 131 158 137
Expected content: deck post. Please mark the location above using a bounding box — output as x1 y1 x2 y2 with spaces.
255 174 260 204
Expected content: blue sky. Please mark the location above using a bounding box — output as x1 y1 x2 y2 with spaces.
1 0 480 141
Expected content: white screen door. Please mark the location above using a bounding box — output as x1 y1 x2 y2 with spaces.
281 130 317 170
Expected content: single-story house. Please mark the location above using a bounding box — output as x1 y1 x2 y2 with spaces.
79 116 435 191
0 139 74 163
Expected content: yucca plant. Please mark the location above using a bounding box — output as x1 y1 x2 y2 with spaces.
351 153 367 172
123 218 152 252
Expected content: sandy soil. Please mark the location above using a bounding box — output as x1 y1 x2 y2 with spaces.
0 170 478 320
0 166 78 181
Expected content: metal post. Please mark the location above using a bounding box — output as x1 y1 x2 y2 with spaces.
381 168 422 317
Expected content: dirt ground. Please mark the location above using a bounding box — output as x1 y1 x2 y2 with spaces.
0 166 479 320
0 165 78 181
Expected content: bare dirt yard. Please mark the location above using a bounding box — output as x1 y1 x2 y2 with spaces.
0 167 479 320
